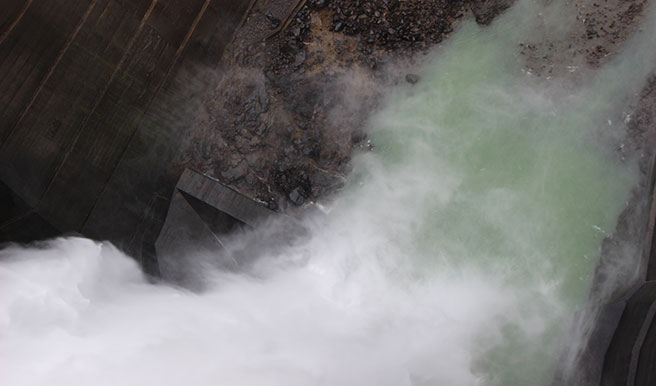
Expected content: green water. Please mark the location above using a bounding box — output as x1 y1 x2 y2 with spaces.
352 4 646 384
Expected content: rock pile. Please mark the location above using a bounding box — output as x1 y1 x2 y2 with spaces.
322 0 466 50
181 0 515 210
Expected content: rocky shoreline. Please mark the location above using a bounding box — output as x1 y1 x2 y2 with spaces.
172 0 655 213
175 0 517 210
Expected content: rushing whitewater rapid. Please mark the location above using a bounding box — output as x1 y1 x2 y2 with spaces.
2 1 656 386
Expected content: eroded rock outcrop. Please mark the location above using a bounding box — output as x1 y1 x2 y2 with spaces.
176 0 515 211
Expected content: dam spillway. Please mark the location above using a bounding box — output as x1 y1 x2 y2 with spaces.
2 0 656 385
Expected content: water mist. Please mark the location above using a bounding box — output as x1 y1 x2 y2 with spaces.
2 1 655 385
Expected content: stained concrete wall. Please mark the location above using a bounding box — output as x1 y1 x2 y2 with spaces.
155 169 276 287
0 0 253 270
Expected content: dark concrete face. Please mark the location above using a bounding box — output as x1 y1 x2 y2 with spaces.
0 181 59 244
155 169 279 289
601 282 656 386
153 169 319 291
155 190 238 289
79 0 254 263
0 0 252 257
636 315 656 386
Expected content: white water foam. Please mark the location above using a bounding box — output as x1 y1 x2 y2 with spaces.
2 1 656 385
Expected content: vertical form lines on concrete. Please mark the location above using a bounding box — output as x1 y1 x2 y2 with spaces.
0 0 98 155
234 0 258 36
641 155 656 281
627 300 656 386
0 0 34 45
173 0 212 61
80 0 212 230
39 0 160 210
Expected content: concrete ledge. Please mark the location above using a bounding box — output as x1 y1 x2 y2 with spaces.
155 169 277 288
176 169 274 227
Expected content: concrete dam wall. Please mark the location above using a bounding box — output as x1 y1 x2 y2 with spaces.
0 0 254 271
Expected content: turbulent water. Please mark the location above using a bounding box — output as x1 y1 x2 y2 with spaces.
2 1 656 386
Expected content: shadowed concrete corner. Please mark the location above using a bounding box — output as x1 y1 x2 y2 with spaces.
155 169 277 288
